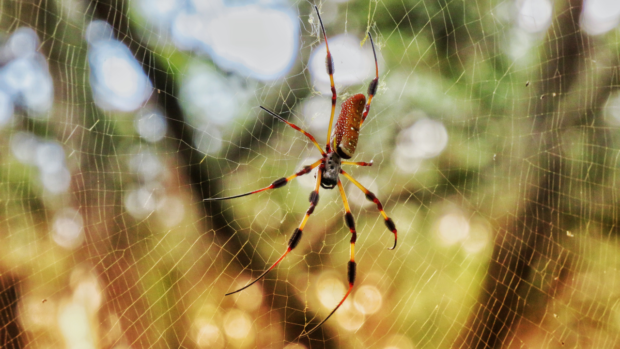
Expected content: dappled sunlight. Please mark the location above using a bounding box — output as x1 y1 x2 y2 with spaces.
581 0 620 35
194 321 224 348
354 285 383 315
223 309 255 344
52 208 84 250
517 0 553 33
317 272 347 309
437 211 471 246
2 1 620 348
336 301 365 331
0 27 53 116
310 34 379 95
87 21 152 112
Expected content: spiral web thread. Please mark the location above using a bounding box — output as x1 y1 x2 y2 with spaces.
1 0 620 348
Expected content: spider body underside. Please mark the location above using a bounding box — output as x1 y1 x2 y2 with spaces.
322 145 342 189
205 6 397 338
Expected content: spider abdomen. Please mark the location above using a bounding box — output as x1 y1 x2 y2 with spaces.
331 94 366 159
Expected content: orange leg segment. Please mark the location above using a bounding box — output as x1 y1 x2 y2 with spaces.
340 170 397 250
342 160 373 167
260 106 326 156
302 179 356 337
204 159 322 202
225 165 323 296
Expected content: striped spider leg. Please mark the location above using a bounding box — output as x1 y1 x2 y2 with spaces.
205 5 396 336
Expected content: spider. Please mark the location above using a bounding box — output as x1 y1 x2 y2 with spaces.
206 6 397 336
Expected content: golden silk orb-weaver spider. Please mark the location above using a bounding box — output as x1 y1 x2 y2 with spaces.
205 5 397 336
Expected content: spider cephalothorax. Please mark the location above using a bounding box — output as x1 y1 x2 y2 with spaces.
205 6 396 337
321 152 341 189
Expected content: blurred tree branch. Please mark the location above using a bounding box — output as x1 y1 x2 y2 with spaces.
87 0 334 345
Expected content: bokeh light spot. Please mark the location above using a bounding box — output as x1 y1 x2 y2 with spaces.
317 272 346 308
18 296 56 331
181 63 240 127
135 109 167 143
354 285 383 315
284 344 307 349
337 303 365 331
102 57 139 97
156 195 185 228
396 118 448 160
302 96 331 141
41 167 71 193
124 186 158 219
462 220 491 254
10 132 39 165
58 301 95 349
129 149 164 182
52 208 84 250
232 279 263 312
581 0 620 35
193 127 223 155
0 53 54 114
204 6 297 80
310 34 378 94
383 334 415 349
72 277 102 315
517 0 553 33
171 4 298 80
223 309 253 339
35 141 72 194
195 323 224 348
8 27 38 58
87 21 152 112
36 141 66 174
437 211 470 246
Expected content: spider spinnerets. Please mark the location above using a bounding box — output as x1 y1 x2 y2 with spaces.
205 5 397 337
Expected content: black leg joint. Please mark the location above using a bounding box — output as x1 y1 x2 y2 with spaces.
385 217 396 232
347 261 356 285
309 191 319 206
367 78 378 96
288 228 302 249
325 54 334 75
365 192 377 202
271 177 288 189
344 212 355 231
297 165 313 176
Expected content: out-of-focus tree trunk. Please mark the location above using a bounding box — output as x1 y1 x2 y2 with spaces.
87 0 335 346
454 0 620 347
0 275 22 349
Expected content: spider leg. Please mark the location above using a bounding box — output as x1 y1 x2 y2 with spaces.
360 32 379 128
301 179 357 337
226 165 323 296
314 5 337 153
260 107 326 156
204 159 322 201
340 170 397 250
342 160 373 167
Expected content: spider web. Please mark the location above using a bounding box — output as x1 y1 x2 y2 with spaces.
1 0 620 348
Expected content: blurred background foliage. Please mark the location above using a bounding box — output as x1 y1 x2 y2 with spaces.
1 0 620 348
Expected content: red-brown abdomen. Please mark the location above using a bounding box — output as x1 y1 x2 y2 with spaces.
331 94 366 159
